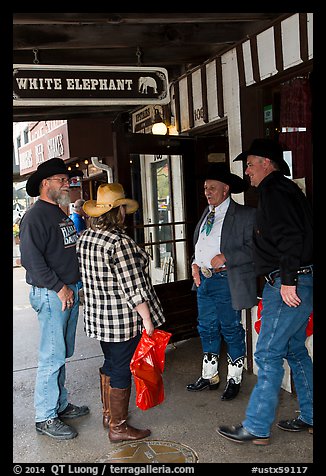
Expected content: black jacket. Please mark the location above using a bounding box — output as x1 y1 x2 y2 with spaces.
253 171 313 285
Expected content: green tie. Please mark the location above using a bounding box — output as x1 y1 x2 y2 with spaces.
201 206 216 236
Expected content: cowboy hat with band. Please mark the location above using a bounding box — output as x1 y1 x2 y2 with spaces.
26 157 84 197
83 183 139 217
233 138 290 176
203 162 248 193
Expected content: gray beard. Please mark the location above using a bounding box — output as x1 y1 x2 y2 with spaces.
48 189 71 207
57 193 71 207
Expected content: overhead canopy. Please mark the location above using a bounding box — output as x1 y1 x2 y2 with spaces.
13 12 285 122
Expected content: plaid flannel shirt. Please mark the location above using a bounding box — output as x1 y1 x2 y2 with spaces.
76 228 165 342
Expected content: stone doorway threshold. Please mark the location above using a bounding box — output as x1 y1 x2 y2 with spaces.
96 440 199 464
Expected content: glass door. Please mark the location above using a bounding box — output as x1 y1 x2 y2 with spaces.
139 154 188 285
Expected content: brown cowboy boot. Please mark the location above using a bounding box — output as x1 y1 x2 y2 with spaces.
99 368 110 428
108 386 151 442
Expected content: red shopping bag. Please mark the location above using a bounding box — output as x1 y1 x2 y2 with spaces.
254 299 313 336
130 329 172 411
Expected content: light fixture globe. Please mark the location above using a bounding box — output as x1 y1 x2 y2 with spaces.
152 121 168 135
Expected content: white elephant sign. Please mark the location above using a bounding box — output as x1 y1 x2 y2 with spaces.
13 65 170 105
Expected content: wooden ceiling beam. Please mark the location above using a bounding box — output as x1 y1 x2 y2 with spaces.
13 105 130 122
13 46 220 69
13 23 256 50
13 13 285 25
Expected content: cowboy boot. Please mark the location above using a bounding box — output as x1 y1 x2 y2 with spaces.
99 368 111 428
108 386 151 442
221 355 244 401
99 374 130 426
187 352 220 391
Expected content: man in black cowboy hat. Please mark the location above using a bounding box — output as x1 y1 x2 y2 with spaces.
217 138 313 445
187 162 257 401
19 158 89 440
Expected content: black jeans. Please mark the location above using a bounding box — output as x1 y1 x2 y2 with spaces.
100 333 141 388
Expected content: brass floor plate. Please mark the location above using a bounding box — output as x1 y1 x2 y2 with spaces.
97 440 199 464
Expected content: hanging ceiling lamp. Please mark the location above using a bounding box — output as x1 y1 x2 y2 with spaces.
152 108 167 135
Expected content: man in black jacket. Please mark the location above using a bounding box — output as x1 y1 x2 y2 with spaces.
217 138 313 445
20 158 89 440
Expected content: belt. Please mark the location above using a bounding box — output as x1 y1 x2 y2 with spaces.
265 265 313 285
200 266 227 278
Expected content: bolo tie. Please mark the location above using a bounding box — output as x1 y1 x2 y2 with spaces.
201 206 216 236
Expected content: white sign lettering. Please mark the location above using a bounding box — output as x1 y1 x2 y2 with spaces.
35 143 44 165
20 149 33 171
48 134 64 159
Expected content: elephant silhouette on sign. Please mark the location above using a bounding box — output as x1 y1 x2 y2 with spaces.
138 76 158 94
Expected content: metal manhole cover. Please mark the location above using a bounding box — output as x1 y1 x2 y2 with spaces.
96 440 199 464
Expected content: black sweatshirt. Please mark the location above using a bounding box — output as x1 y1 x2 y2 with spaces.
19 199 80 292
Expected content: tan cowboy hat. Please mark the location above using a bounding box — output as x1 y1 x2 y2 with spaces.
83 183 139 217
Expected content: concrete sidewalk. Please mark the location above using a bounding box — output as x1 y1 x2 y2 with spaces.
13 266 313 465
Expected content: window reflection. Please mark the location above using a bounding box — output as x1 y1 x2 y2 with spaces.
151 159 172 271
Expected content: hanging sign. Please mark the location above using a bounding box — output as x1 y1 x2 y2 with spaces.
13 64 169 106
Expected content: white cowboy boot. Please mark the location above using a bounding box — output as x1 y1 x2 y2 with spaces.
187 352 220 391
221 355 244 401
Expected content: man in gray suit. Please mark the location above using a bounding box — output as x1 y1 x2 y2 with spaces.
187 163 257 400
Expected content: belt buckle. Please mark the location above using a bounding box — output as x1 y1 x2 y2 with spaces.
265 273 275 285
301 267 310 275
201 266 212 278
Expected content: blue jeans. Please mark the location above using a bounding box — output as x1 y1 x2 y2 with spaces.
196 271 245 361
100 333 142 388
242 273 313 437
29 285 80 422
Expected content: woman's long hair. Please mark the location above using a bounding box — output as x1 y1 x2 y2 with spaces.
88 205 126 232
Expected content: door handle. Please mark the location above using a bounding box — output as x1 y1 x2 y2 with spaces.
146 232 153 259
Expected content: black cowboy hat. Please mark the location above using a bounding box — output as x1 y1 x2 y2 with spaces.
26 157 84 197
233 138 290 176
202 162 248 194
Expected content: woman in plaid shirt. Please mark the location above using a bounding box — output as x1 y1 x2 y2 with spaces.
76 183 165 443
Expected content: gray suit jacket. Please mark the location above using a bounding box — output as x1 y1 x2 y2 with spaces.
193 199 257 310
